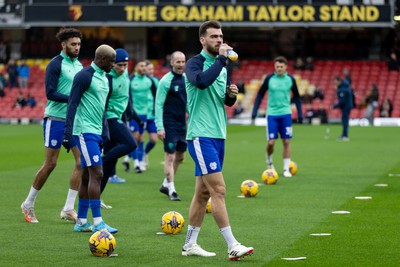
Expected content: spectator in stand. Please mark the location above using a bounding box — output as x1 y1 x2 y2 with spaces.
14 91 26 108
26 94 37 108
313 84 324 101
363 83 379 126
7 59 19 89
0 42 8 64
293 57 305 70
388 52 399 71
0 73 6 97
304 57 314 71
18 59 30 89
379 98 393 118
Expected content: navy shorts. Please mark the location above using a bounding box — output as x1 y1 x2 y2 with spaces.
163 127 187 153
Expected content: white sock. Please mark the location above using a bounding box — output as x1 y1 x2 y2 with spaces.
283 158 290 171
123 156 130 163
162 177 168 187
24 186 39 208
77 218 87 225
184 225 200 246
63 189 78 211
168 182 176 195
134 159 140 167
220 226 238 249
93 217 103 226
266 154 273 166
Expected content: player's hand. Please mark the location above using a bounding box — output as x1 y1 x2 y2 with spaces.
157 130 165 141
139 119 145 128
219 43 233 57
62 135 72 153
227 84 238 98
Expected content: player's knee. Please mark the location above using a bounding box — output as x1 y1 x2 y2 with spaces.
44 160 57 171
212 184 226 199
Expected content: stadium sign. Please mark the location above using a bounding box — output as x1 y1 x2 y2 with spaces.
23 4 394 27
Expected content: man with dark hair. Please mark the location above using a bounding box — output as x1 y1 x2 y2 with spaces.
155 51 187 201
63 44 118 233
251 56 303 177
21 28 83 223
182 20 253 261
333 76 353 141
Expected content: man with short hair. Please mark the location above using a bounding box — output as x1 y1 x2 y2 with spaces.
21 28 83 223
182 20 254 261
251 56 303 178
63 44 118 233
155 51 187 201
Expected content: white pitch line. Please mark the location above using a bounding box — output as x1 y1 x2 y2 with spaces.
374 184 388 187
331 210 351 214
355 196 372 200
388 173 400 177
310 233 331 236
281 257 307 261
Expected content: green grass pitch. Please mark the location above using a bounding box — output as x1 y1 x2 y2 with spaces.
1 124 399 266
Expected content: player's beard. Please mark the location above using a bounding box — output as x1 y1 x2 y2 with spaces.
66 46 79 59
206 43 219 57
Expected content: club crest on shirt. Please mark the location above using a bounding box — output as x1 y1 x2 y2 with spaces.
51 139 58 147
209 162 217 170
93 155 99 163
174 85 179 92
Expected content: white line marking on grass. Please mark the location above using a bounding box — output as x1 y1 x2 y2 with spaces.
331 210 351 214
109 254 119 257
281 257 307 261
310 233 331 236
388 173 400 177
156 232 166 235
374 184 388 187
237 195 245 198
355 196 372 200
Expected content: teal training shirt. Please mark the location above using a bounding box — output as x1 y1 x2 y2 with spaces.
71 62 109 135
251 72 301 119
44 51 83 119
266 73 294 116
130 73 153 116
185 50 230 140
106 68 130 120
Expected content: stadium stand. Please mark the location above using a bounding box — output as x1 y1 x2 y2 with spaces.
0 59 398 121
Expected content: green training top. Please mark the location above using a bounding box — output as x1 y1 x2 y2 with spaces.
44 51 83 119
106 68 130 120
73 62 109 135
185 50 229 140
130 73 153 116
